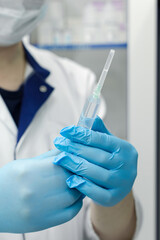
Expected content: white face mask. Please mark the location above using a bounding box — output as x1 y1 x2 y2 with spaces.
0 0 47 46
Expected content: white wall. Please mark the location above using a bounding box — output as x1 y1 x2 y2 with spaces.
128 0 157 239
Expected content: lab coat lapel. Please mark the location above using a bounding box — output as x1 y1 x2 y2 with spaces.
16 45 54 144
17 74 54 143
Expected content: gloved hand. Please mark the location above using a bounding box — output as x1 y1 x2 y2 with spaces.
0 150 83 233
53 116 138 207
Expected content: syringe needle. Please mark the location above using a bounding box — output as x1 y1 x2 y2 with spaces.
104 49 115 71
94 49 115 98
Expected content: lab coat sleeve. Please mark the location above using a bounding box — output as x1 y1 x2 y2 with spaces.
83 195 143 240
83 199 100 240
133 195 143 239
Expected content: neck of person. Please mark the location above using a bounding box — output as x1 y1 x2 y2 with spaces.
0 41 26 91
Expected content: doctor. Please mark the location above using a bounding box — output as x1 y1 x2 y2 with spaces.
0 0 138 240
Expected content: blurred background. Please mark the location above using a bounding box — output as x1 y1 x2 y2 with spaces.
30 0 127 139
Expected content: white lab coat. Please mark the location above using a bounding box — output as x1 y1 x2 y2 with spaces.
0 42 106 240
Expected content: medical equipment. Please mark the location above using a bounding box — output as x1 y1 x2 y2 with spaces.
77 49 115 129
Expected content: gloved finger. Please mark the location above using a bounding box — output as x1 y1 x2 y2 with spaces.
46 196 83 227
54 137 122 170
29 155 71 178
25 171 71 198
66 175 126 207
44 189 82 211
33 149 60 160
60 125 121 153
92 115 112 135
39 196 83 231
53 152 123 189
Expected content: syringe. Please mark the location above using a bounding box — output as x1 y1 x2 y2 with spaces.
77 49 115 129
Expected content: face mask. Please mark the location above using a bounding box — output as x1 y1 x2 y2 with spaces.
0 0 47 46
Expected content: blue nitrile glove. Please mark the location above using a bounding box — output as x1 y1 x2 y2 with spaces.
53 116 138 207
0 150 83 233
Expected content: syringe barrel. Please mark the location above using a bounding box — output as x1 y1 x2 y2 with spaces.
77 49 115 129
77 95 100 129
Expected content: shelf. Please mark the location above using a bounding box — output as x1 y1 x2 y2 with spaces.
32 43 127 50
